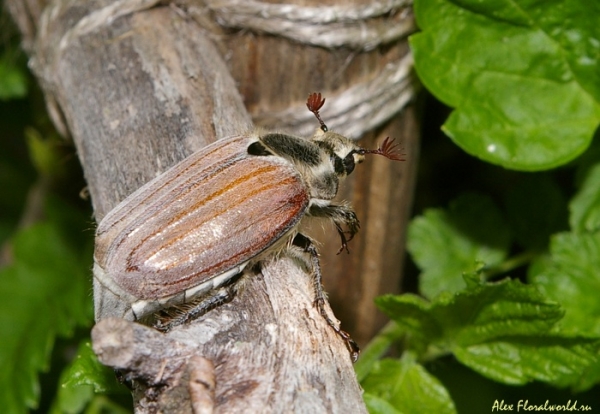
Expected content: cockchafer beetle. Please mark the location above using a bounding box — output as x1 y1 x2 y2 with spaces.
93 93 404 361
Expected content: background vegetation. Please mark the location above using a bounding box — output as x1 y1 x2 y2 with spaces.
358 1 600 412
1 0 599 413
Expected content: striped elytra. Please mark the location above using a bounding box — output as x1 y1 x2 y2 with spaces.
95 134 310 300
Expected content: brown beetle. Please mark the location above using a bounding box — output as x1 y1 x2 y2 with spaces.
93 93 403 361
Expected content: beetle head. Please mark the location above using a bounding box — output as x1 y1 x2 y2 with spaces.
306 92 405 177
312 129 364 177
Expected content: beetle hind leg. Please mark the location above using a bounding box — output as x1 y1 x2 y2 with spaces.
292 233 360 362
154 273 244 332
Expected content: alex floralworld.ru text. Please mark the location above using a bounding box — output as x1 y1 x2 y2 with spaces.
492 399 591 411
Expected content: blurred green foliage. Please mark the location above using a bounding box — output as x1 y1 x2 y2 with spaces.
0 19 131 412
360 1 600 413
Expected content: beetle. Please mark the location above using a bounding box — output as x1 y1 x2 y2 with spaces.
93 93 403 361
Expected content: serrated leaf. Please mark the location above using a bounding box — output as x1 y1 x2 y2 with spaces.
407 193 510 298
530 232 600 337
410 0 600 171
361 354 456 414
377 278 562 346
374 294 441 352
569 162 600 232
454 337 599 387
0 222 93 413
504 174 567 250
376 278 600 387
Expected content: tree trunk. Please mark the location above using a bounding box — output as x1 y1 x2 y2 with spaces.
7 0 418 412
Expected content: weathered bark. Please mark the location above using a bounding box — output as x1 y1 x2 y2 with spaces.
7 0 418 412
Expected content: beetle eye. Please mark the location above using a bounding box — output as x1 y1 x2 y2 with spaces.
343 153 356 175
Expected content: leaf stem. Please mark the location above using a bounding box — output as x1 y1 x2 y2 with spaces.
354 321 404 382
484 250 538 279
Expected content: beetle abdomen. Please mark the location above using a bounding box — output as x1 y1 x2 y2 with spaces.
95 135 310 300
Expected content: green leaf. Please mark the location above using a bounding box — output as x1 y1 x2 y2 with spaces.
410 0 600 171
0 222 93 413
376 278 600 387
25 128 64 178
569 162 600 232
407 193 510 298
354 322 405 382
363 394 403 414
0 53 28 101
504 174 568 250
51 384 94 414
573 356 600 392
362 353 456 414
374 294 442 353
60 342 124 394
530 232 600 337
454 337 599 389
377 278 563 347
51 341 128 414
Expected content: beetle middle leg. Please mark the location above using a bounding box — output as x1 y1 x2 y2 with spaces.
292 233 360 362
307 204 360 254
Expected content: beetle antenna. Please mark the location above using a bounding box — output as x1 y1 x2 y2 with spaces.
359 137 405 161
306 92 328 132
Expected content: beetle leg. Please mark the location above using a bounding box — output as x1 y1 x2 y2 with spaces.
307 204 360 254
292 233 360 362
154 274 243 332
333 223 352 255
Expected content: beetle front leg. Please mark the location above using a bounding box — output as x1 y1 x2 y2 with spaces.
308 204 360 254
